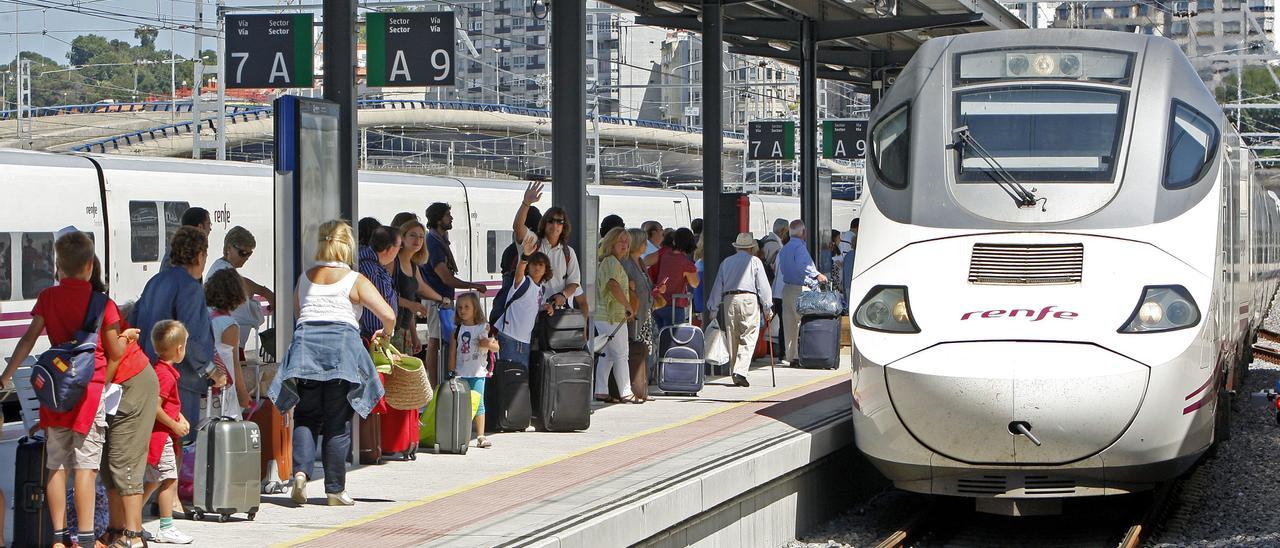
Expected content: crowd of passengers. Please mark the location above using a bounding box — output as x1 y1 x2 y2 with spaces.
0 185 859 547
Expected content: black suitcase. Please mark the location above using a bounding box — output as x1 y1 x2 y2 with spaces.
798 315 841 370
14 435 54 548
534 307 587 351
532 350 592 432
485 359 532 432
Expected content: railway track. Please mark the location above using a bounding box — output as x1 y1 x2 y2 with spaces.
872 468 1204 548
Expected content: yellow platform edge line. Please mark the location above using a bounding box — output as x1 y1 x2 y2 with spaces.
278 368 848 547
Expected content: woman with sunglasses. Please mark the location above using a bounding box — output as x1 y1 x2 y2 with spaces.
205 226 275 350
513 182 584 311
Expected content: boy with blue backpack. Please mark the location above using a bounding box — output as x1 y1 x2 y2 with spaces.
1 231 134 548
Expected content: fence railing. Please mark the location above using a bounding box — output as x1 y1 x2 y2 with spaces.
68 99 744 153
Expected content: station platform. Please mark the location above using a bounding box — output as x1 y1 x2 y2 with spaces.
2 359 854 547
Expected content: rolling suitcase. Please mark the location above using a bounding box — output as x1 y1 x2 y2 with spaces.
435 377 473 454
534 350 592 432
190 417 261 522
357 413 383 465
656 295 705 396
14 435 53 548
534 306 588 351
485 360 532 433
249 400 292 493
798 315 841 370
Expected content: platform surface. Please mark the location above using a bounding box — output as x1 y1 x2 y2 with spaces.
2 358 853 547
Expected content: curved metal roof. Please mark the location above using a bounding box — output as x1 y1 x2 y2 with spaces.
605 0 1025 85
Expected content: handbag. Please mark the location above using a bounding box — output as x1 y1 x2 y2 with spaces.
704 319 730 367
381 341 432 411
368 337 394 374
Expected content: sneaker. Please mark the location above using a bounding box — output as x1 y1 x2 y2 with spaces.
327 491 355 506
291 472 307 505
776 360 791 368
152 526 194 545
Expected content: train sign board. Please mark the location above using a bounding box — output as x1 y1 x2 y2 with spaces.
747 120 795 161
823 119 868 160
366 12 456 87
224 14 314 89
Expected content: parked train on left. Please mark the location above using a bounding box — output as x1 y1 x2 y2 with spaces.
0 149 859 359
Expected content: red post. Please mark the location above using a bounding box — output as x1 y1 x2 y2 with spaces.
737 195 750 233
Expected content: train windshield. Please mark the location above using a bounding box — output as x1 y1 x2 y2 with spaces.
955 87 1126 183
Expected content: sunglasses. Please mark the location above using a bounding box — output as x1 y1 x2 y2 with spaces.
546 218 566 225
233 246 253 258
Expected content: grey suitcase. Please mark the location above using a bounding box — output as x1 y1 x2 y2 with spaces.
534 350 593 432
435 377 473 454
190 417 261 522
798 315 841 370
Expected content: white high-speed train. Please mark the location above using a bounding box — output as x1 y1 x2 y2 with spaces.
850 29 1280 513
0 149 859 359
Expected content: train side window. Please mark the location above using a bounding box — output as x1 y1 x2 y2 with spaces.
21 232 55 299
1163 102 1218 190
0 233 11 300
872 105 910 189
164 201 191 246
487 230 514 273
130 201 160 262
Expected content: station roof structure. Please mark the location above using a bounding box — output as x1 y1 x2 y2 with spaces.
604 0 1027 85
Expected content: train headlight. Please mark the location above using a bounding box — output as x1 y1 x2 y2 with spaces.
854 286 920 333
1118 285 1200 333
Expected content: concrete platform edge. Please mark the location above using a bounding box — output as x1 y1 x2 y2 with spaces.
537 407 856 548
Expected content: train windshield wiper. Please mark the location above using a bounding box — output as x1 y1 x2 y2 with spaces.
951 126 1043 210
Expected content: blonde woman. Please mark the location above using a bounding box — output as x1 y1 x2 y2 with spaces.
594 227 640 403
269 220 396 507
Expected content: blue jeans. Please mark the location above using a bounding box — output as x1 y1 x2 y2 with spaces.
496 331 531 367
291 379 353 494
653 306 687 333
177 374 205 445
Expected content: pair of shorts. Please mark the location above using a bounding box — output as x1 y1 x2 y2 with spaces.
45 403 108 471
462 377 486 417
145 437 178 483
102 367 160 495
420 300 443 339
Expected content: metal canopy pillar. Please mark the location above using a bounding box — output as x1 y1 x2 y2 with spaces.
799 18 828 267
702 0 727 299
552 0 586 255
323 0 357 221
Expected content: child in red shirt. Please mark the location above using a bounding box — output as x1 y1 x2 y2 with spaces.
1 232 132 548
141 320 194 545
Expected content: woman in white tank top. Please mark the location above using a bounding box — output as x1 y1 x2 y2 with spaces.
268 220 396 507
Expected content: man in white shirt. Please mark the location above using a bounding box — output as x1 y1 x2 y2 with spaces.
708 233 773 386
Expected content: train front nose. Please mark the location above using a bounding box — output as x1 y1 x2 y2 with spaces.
885 342 1149 464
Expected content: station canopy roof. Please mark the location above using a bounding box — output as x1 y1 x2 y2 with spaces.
603 0 1026 86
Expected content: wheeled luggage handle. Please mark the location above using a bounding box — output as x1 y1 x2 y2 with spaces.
671 292 693 325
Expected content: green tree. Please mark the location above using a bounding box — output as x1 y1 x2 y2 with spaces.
134 27 159 50
1216 66 1280 140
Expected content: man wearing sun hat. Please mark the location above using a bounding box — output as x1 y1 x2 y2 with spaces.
707 232 774 387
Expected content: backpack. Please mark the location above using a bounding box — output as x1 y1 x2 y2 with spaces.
31 292 107 412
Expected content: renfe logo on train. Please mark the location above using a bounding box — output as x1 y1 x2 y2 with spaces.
960 306 1078 321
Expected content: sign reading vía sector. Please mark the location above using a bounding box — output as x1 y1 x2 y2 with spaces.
224 14 314 89
366 11 456 87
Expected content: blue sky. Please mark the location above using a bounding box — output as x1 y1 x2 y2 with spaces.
0 0 252 63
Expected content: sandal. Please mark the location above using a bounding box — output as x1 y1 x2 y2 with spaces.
622 395 645 404
594 394 613 403
476 436 492 448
